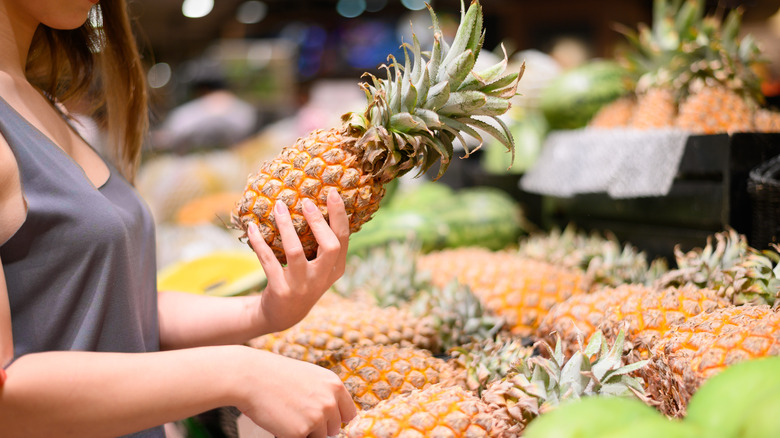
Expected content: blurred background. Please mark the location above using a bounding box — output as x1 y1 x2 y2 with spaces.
120 0 780 271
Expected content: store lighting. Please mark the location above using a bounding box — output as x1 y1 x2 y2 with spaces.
336 0 366 18
400 0 426 11
148 63 172 89
237 1 267 24
182 0 213 18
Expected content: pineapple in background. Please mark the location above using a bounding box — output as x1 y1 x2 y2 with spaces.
588 94 636 128
418 247 592 337
231 0 522 263
536 283 728 359
340 331 649 438
754 108 780 133
589 0 772 134
673 6 764 134
589 0 702 130
418 225 661 336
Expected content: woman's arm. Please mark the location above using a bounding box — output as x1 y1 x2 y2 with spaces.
0 345 355 438
158 189 350 350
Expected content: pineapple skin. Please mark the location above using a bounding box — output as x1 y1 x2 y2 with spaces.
247 294 438 363
232 127 385 263
676 84 755 134
317 345 461 411
630 88 677 130
340 383 509 438
419 248 591 337
641 304 780 417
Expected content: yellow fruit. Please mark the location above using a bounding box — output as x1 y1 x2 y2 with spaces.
157 250 265 297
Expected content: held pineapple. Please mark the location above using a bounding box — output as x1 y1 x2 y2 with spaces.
231 0 521 263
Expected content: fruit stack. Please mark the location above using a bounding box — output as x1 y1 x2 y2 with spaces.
589 0 780 133
244 225 778 437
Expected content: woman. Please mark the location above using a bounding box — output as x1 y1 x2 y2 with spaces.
0 1 357 437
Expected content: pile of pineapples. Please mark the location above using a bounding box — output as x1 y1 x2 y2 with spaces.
243 225 779 437
589 0 780 134
223 0 779 435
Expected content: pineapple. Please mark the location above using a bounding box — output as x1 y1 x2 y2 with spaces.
672 6 764 134
248 294 437 362
602 0 765 134
676 80 755 134
598 284 729 358
641 304 780 417
629 88 677 129
340 330 649 438
608 0 706 130
418 247 592 337
656 229 778 306
418 226 663 337
231 0 521 263
754 108 780 133
537 283 728 359
588 95 636 128
317 345 458 411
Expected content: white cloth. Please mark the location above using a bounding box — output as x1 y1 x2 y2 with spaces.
520 128 690 198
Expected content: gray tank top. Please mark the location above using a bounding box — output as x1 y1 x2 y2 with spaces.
0 96 164 438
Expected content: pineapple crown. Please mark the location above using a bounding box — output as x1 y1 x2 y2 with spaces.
343 0 522 183
482 330 649 431
655 229 752 295
448 334 535 395
411 279 506 354
517 224 666 287
720 244 780 306
616 0 764 103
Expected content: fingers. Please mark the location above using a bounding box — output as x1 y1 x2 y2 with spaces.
301 195 341 260
274 201 307 269
325 189 350 280
247 222 283 280
335 383 357 430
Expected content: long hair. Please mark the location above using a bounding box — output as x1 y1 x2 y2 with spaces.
24 1 148 183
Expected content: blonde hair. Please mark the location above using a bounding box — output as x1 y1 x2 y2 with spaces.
25 2 148 183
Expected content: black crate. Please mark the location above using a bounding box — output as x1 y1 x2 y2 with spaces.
544 133 780 261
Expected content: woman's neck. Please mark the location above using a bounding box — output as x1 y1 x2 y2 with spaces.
0 1 38 78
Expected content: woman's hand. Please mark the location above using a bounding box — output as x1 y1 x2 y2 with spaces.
247 189 350 334
235 348 357 438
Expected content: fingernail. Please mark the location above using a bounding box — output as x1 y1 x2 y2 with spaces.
303 198 316 213
328 189 341 202
275 201 288 215
247 222 259 236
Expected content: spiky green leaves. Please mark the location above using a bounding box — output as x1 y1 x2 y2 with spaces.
481 330 649 432
411 279 505 354
346 0 521 183
617 0 764 103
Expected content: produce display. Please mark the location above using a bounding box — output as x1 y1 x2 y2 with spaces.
239 224 778 437
588 0 780 133
230 0 522 263
136 0 780 436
